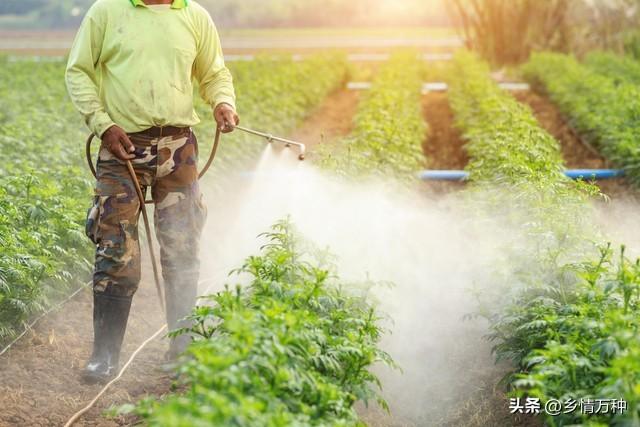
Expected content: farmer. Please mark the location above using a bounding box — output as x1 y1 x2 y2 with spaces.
65 0 238 383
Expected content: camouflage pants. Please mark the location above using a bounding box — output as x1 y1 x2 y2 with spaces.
86 129 206 328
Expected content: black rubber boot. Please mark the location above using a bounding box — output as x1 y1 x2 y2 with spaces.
164 278 198 362
83 293 132 384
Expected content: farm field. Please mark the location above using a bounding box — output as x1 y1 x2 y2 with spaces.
2 19 640 427
0 27 460 57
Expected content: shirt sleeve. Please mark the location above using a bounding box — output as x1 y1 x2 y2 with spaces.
193 12 236 111
65 7 115 138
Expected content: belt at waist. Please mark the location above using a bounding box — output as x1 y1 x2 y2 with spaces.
128 126 190 139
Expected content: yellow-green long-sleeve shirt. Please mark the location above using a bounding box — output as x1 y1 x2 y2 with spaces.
65 0 235 137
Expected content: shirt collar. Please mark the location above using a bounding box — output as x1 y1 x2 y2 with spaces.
129 0 188 9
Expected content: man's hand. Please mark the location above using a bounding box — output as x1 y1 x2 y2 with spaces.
214 103 239 133
101 125 135 161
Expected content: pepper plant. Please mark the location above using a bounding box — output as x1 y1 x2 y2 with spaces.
584 51 640 86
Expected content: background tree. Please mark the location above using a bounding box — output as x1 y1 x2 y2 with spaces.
570 0 640 55
447 0 640 66
446 0 571 66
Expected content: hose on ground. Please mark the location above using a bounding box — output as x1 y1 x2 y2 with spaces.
63 324 168 427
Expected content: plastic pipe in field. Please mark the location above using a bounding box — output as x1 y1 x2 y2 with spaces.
419 169 625 181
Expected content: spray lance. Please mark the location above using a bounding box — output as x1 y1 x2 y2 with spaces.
85 125 306 314
234 125 306 160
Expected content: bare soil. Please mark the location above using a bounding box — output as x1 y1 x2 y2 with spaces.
289 87 359 153
381 91 543 427
421 92 469 193
513 91 635 200
0 261 170 427
422 93 468 169
358 359 544 427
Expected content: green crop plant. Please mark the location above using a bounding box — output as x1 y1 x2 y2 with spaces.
0 60 95 339
128 219 395 426
522 52 640 186
0 174 92 338
319 52 426 181
584 51 640 86
448 51 599 318
0 54 348 341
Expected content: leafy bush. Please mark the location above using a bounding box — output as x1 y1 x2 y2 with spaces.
522 52 640 186
131 220 394 426
319 52 426 181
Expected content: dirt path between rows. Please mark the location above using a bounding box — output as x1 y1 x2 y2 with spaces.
422 92 468 169
289 87 359 153
0 86 360 427
420 92 468 194
408 92 542 427
513 91 635 200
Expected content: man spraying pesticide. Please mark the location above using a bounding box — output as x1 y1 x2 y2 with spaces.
65 0 239 383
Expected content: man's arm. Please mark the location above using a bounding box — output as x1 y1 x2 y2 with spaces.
65 8 134 160
65 9 114 139
193 13 239 133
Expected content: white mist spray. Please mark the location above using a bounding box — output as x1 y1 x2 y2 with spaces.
196 146 533 425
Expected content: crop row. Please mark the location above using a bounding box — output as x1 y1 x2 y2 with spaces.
448 51 595 246
449 52 640 425
319 52 426 180
0 58 94 340
0 54 348 341
131 219 393 426
522 52 640 186
449 52 567 184
584 51 640 86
